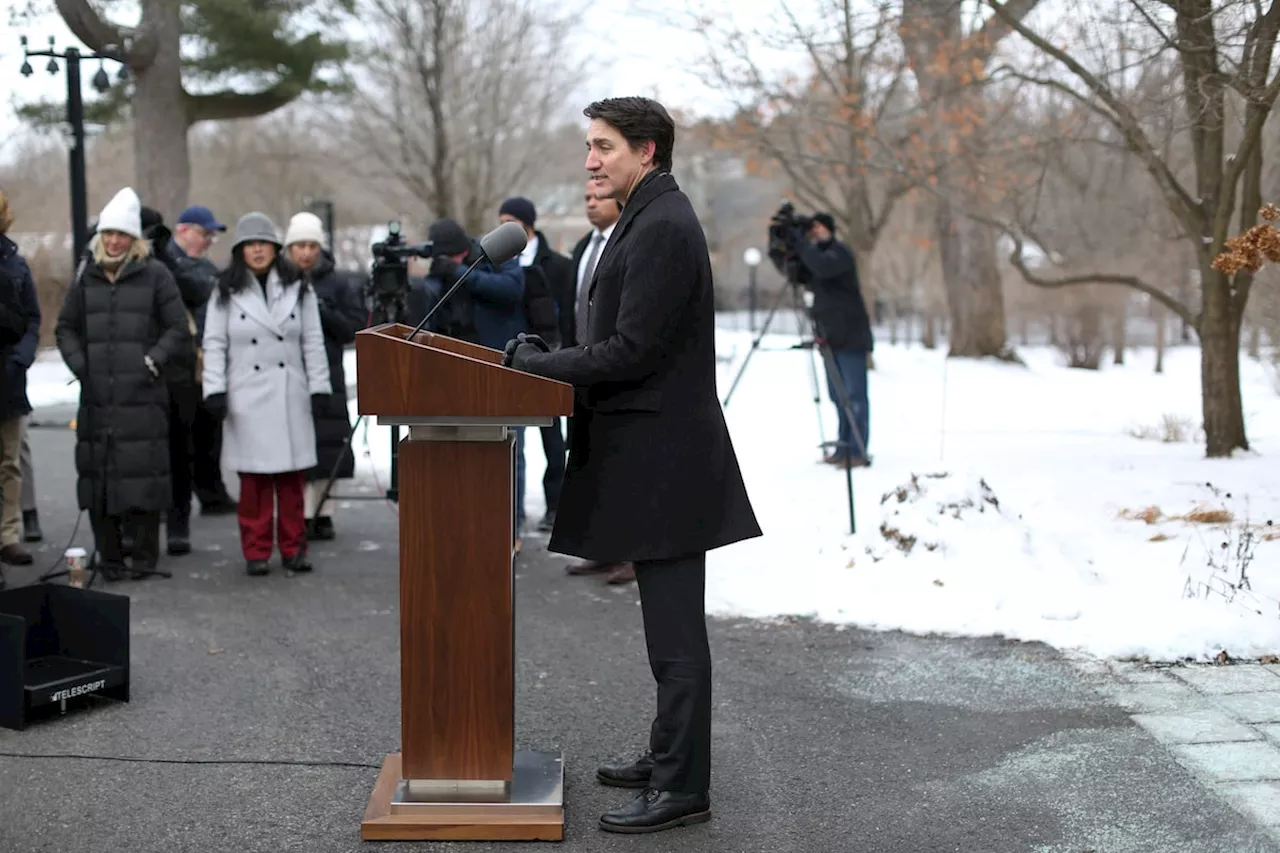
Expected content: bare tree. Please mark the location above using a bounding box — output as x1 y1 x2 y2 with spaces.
987 0 1280 457
344 0 585 235
688 0 915 282
898 0 1040 359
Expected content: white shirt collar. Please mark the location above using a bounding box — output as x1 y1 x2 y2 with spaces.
518 232 539 267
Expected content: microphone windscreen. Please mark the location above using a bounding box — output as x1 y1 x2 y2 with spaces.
479 221 529 265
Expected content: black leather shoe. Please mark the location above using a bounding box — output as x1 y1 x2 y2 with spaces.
282 552 312 573
246 559 270 576
596 751 654 788
598 788 711 834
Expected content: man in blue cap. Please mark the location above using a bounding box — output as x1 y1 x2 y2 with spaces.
169 204 236 522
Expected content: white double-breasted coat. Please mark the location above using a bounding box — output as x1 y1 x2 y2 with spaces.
201 269 331 474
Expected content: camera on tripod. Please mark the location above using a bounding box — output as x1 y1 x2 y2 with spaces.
368 220 433 324
767 201 814 285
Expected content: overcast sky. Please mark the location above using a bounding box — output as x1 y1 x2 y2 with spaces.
0 1 797 162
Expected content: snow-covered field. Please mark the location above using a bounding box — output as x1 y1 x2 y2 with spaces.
28 325 1280 662
700 331 1280 663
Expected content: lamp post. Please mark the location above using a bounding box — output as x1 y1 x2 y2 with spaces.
743 246 761 332
304 197 336 252
19 35 128 271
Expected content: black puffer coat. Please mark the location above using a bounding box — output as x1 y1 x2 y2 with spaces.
307 252 366 482
55 248 192 515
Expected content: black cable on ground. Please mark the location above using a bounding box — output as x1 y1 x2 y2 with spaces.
0 750 381 769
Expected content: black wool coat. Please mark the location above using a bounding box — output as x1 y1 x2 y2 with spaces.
56 252 192 516
519 171 762 563
307 253 366 482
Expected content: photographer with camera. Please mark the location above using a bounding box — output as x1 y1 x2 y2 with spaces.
775 208 873 468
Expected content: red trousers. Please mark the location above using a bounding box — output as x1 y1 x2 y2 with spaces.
238 471 307 561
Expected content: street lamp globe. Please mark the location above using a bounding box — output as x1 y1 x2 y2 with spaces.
743 247 762 267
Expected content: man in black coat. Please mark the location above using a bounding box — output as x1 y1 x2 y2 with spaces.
505 97 761 834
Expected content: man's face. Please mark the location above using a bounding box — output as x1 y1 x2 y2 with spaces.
584 184 619 231
808 222 832 244
585 118 653 201
176 223 217 258
498 213 535 239
288 240 322 271
101 230 132 257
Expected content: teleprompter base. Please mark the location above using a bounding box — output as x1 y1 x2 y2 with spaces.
362 750 565 841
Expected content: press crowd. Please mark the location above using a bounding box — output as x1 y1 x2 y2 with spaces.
0 181 637 585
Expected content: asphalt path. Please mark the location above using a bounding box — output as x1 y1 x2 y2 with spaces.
0 424 1275 853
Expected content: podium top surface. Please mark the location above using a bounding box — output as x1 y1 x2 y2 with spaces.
354 324 573 421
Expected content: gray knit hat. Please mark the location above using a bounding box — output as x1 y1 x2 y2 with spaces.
232 211 281 249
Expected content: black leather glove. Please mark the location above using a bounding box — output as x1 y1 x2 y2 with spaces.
311 393 328 417
501 337 521 367
516 333 550 354
204 392 227 421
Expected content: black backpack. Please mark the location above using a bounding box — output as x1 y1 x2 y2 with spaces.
522 264 561 349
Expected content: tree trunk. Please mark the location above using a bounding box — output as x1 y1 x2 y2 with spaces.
1154 307 1165 374
1019 312 1029 345
1248 321 1261 359
1112 302 1126 365
132 0 189 218
1199 269 1248 457
922 309 937 349
936 197 1007 357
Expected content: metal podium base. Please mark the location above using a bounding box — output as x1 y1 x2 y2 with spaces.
362 750 565 841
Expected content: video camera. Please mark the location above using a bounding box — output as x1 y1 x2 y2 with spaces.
368 220 433 324
767 201 814 285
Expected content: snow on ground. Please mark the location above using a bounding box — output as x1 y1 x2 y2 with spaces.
33 325 1279 662
704 329 1280 662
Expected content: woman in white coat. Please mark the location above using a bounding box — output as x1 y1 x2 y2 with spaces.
201 212 331 575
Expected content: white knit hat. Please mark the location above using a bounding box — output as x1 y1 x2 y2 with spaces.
284 211 327 248
96 187 142 239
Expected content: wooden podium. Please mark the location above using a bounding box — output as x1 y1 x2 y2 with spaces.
354 323 574 841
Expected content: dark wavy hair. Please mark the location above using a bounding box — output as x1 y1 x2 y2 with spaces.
216 244 308 304
583 97 675 172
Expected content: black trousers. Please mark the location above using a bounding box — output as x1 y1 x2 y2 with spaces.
635 552 712 793
168 384 198 526
190 397 228 505
539 418 567 514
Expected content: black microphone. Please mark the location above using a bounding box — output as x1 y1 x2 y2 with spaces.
405 220 529 342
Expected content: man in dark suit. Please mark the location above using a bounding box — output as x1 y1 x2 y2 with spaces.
504 96 762 834
561 181 633 583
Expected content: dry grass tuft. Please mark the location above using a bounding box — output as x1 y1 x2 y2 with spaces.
1119 506 1163 524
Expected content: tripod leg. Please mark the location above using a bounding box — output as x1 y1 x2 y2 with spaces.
816 342 867 537
309 414 364 530
721 284 794 407
792 288 828 451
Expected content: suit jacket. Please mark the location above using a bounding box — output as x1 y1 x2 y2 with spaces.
565 231 594 348
519 171 762 562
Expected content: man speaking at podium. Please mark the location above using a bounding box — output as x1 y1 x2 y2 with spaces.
503 97 762 834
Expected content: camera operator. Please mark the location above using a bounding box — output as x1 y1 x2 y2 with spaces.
792 212 873 468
